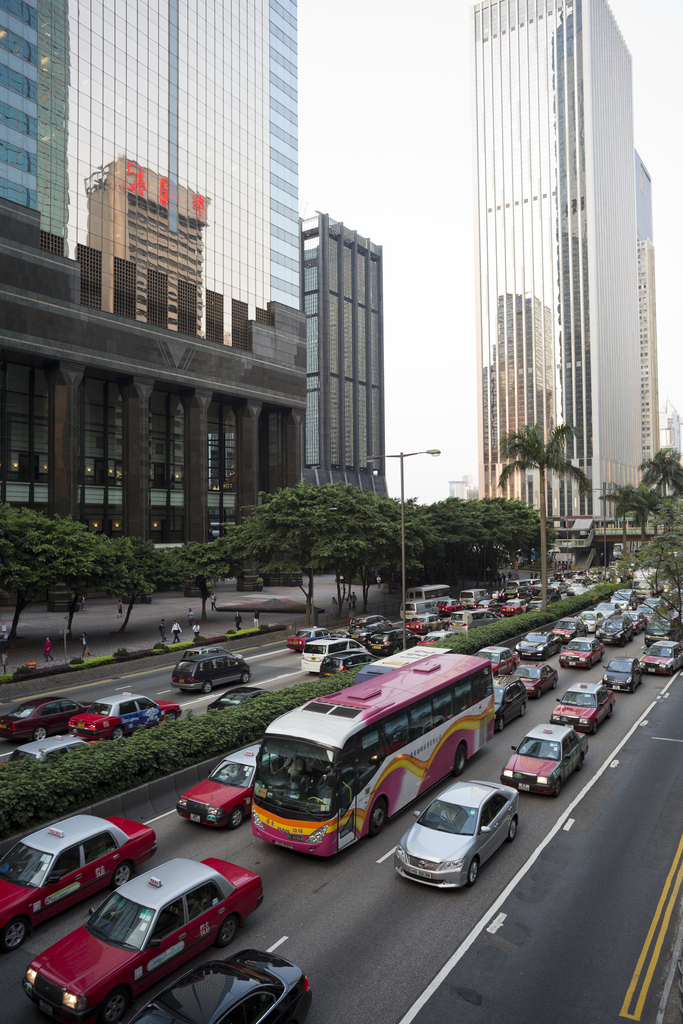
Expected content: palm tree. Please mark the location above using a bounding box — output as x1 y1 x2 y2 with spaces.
631 484 661 543
641 449 683 497
599 484 638 557
498 424 591 611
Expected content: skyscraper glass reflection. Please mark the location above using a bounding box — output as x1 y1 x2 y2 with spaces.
473 0 641 514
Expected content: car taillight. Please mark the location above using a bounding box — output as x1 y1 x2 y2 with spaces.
8 724 18 731
303 975 310 992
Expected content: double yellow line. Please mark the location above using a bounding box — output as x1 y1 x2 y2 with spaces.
620 830 683 1019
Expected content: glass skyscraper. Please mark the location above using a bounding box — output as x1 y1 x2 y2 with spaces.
473 0 641 516
635 151 658 464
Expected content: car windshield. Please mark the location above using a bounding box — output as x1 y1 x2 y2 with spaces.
556 621 576 629
648 645 675 658
88 702 114 716
417 798 477 835
304 644 327 655
5 703 38 720
0 841 53 888
582 613 596 620
561 690 596 707
493 686 507 708
615 591 632 600
566 640 591 651
322 659 344 669
176 662 193 672
514 666 541 679
87 892 155 950
216 690 259 707
254 736 337 818
602 621 623 631
209 761 254 788
516 737 561 761
296 630 313 638
477 651 494 662
607 660 634 672
524 634 547 643
8 749 40 761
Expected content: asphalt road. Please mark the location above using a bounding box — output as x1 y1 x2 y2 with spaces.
3 633 682 1024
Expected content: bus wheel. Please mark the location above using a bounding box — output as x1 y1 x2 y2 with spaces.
367 798 387 837
453 743 467 777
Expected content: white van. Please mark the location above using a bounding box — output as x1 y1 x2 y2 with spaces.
405 585 451 603
301 636 367 674
400 599 441 620
459 589 489 608
449 608 501 633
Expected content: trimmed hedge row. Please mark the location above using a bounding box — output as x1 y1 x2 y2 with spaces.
0 666 364 840
434 583 616 656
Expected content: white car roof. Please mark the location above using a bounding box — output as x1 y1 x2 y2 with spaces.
222 743 261 767
93 692 146 705
523 723 576 741
23 814 129 854
116 858 230 910
478 646 511 655
15 735 88 758
563 681 603 694
438 780 500 808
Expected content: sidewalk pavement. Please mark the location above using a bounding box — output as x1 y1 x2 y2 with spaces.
0 575 401 674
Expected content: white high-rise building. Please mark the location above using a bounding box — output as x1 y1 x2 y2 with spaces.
660 400 681 455
449 476 475 499
635 152 659 464
473 0 641 517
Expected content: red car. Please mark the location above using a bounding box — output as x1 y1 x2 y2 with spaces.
437 600 464 617
558 637 604 669
640 641 683 675
406 615 442 636
23 857 263 1024
286 627 330 652
475 646 520 676
0 814 156 952
500 600 527 617
69 692 180 741
550 681 615 733
510 663 559 699
0 698 91 743
551 618 587 643
177 745 257 829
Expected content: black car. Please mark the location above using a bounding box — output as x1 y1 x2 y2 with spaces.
319 650 376 677
595 615 634 647
644 614 683 647
172 649 251 694
493 679 527 732
602 657 642 693
348 617 393 644
515 631 563 660
207 687 269 711
128 950 312 1024
366 628 418 655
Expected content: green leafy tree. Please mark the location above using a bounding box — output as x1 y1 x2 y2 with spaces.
599 484 639 558
61 532 116 639
630 503 683 636
630 484 662 543
641 449 683 498
103 537 184 634
178 533 241 621
498 424 590 610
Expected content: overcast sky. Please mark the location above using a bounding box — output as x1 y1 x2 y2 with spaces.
297 0 683 506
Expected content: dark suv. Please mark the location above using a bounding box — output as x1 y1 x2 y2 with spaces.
366 628 418 656
171 648 251 693
595 614 634 647
319 651 376 677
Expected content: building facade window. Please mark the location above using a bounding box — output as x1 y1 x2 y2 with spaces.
207 399 236 537
78 378 123 535
149 391 184 542
0 363 48 511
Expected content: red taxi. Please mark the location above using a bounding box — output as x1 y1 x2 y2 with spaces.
23 857 263 1023
475 646 520 676
69 692 181 741
500 600 527 617
640 641 683 675
286 627 330 653
551 618 587 643
501 724 587 796
0 814 156 952
406 614 442 636
417 630 451 646
558 637 604 669
550 681 615 733
177 745 257 829
437 599 464 618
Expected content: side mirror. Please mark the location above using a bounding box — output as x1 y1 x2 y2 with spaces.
511 745 517 751
148 937 161 948
88 907 95 916
47 871 65 884
413 810 421 818
480 825 491 834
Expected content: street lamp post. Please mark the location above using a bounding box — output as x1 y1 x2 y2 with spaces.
367 449 440 650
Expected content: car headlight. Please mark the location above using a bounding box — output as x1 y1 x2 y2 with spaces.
178 797 187 807
579 718 590 724
207 806 221 815
626 676 633 684
442 857 465 870
396 844 407 860
252 809 263 829
63 992 87 1012
26 969 36 986
536 776 549 785
307 825 328 844
503 769 514 778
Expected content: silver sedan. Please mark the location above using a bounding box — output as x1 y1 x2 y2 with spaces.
394 780 519 888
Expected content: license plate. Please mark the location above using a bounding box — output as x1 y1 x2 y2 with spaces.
77 722 85 728
0 723 5 728
190 814 201 822
274 840 293 848
410 868 432 878
518 783 530 791
39 1001 54 1017
647 667 656 672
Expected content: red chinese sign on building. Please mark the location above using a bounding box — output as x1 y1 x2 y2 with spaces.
126 161 146 196
192 193 205 220
159 178 168 206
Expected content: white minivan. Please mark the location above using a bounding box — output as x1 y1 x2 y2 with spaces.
400 599 441 620
449 608 501 633
459 589 489 608
301 637 367 674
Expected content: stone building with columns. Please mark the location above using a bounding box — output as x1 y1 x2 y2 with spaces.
0 198 305 547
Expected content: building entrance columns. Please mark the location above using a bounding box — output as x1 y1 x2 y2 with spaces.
236 399 262 592
46 360 84 520
283 409 304 489
120 375 154 539
181 387 213 543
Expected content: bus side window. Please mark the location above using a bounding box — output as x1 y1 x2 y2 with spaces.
357 727 384 788
433 689 452 726
409 699 434 740
384 711 409 753
453 680 472 714
471 668 492 704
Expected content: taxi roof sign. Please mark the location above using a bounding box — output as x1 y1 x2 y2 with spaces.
122 692 132 697
148 876 163 887
48 827 65 838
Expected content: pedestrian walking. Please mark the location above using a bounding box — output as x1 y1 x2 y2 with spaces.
234 611 242 631
44 637 53 662
81 593 86 612
253 607 260 628
331 597 338 616
351 592 357 612
172 621 182 643
187 608 194 628
159 618 167 643
117 598 123 618
210 592 217 611
81 632 89 658
376 574 382 589
192 623 201 640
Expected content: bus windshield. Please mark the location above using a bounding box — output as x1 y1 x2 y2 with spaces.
254 737 337 819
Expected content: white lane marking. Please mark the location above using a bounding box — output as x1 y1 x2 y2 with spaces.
640 720 649 727
266 935 288 953
263 670 305 685
651 736 683 743
157 689 173 694
610 759 620 768
563 818 574 831
397 670 681 1024
145 809 177 824
376 846 397 864
179 696 212 707
486 913 506 935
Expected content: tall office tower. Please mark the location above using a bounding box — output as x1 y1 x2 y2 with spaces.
299 213 386 494
473 0 641 516
660 400 681 455
449 476 474 499
0 0 305 551
635 152 659 464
